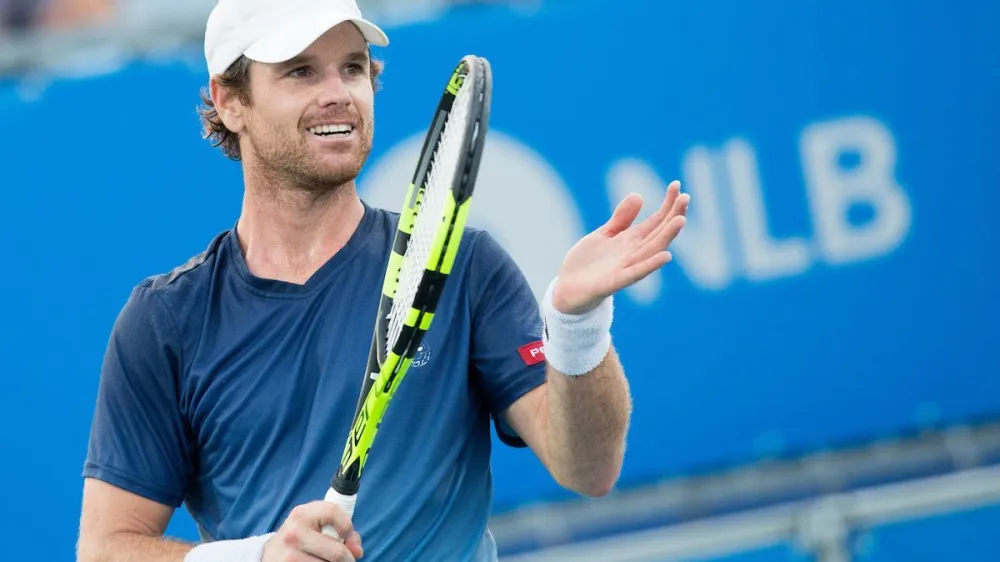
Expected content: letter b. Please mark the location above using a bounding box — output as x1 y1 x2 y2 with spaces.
801 117 912 265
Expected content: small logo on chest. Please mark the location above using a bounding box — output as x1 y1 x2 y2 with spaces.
369 344 432 381
411 343 432 368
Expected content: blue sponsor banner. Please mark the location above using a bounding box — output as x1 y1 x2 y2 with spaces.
0 0 996 556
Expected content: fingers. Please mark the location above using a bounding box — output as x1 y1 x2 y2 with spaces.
343 530 364 560
621 251 673 286
293 501 355 543
603 193 644 236
635 181 684 238
267 501 362 562
297 527 357 561
657 214 687 249
664 180 681 212
672 191 691 219
272 527 355 561
626 214 686 269
604 183 690 241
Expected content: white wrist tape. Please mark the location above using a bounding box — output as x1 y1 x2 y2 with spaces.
184 533 275 562
541 277 613 376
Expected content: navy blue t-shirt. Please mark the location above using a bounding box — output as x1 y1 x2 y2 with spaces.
83 202 548 561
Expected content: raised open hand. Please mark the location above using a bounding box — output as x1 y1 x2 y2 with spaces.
552 181 689 314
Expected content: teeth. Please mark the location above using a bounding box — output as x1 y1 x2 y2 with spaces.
309 124 353 135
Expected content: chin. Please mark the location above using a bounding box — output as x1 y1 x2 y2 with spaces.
322 150 369 180
253 140 371 191
300 161 365 190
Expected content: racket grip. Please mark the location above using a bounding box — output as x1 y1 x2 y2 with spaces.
321 486 357 541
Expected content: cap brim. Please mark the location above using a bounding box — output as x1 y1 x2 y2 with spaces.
244 10 388 65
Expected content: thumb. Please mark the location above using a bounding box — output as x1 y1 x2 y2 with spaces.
603 193 643 236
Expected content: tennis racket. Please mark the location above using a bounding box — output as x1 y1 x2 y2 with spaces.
321 54 492 540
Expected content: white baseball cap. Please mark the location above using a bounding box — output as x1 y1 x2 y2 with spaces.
204 0 390 76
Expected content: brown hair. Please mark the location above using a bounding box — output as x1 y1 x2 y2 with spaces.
197 52 384 161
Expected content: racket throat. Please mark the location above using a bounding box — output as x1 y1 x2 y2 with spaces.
331 473 361 496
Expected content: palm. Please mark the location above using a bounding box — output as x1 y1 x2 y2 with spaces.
553 181 690 314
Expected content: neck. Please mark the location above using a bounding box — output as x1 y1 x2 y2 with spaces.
236 164 365 285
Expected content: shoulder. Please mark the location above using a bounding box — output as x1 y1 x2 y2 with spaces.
139 230 229 296
114 230 231 344
128 230 230 322
463 226 506 262
460 227 525 293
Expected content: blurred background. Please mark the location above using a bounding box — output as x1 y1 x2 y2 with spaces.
1 0 998 560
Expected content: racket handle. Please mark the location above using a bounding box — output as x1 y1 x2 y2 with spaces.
321 486 357 541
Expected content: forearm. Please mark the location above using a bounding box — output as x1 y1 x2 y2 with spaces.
545 347 632 496
78 531 193 562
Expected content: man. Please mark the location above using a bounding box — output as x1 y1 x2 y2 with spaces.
77 0 690 560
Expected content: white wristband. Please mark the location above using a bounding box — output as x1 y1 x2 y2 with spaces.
541 277 613 376
184 533 275 562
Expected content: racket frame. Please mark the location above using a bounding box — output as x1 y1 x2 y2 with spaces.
329 55 493 499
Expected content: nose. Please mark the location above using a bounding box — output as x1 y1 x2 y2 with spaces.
316 70 352 108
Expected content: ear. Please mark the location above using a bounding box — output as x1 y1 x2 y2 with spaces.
210 76 247 134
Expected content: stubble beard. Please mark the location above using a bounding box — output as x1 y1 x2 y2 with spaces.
245 116 374 200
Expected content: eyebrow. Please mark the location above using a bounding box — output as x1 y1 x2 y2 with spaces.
345 50 370 65
278 53 315 70
278 50 369 70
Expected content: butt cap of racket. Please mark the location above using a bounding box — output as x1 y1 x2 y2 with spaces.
321 487 358 541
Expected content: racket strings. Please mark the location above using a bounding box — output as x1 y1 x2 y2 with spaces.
385 78 475 351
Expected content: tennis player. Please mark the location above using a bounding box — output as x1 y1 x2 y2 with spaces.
77 0 689 561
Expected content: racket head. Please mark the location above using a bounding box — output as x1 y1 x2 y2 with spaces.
331 54 493 495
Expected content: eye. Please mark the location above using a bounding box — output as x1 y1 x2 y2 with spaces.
344 63 365 76
288 66 313 78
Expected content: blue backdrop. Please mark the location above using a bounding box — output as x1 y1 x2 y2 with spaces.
0 0 996 559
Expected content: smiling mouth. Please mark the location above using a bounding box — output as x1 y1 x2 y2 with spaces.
307 124 354 137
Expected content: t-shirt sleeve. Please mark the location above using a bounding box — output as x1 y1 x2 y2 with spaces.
468 231 548 448
82 283 193 507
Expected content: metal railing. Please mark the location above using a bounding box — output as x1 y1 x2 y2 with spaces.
493 421 1000 561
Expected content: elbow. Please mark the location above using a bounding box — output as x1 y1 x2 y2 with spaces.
585 465 622 497
564 474 617 498
578 478 616 498
556 463 622 498
77 530 128 562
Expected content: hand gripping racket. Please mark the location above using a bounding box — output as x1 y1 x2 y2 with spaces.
321 54 492 539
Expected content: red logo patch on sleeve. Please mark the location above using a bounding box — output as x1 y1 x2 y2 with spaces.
518 340 546 366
